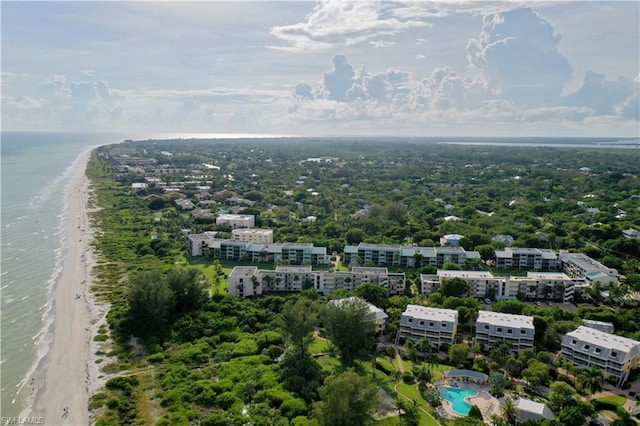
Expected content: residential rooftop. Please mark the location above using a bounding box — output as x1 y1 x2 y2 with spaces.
438 270 496 279
566 326 640 353
402 304 458 322
477 310 534 329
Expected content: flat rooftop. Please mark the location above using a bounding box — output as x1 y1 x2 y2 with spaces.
402 304 458 322
438 270 496 279
560 252 612 273
352 266 389 274
525 272 571 280
229 266 259 277
275 265 313 273
477 310 534 329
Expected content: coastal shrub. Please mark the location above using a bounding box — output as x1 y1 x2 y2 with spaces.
147 353 164 363
402 372 416 384
232 339 259 357
89 393 109 409
106 396 121 410
95 414 120 426
280 397 308 418
106 375 139 393
94 334 109 342
375 360 393 376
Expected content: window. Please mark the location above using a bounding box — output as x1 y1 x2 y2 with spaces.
507 329 513 334
484 325 489 330
521 330 527 335
612 351 618 357
584 345 590 350
441 323 447 328
595 348 601 354
429 322 434 327
408 318 413 323
497 327 503 333
419 321 424 326
571 339 576 345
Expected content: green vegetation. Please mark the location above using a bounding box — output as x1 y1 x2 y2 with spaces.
86 139 640 425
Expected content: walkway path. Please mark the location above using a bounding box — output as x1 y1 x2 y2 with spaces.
395 350 405 373
394 382 442 426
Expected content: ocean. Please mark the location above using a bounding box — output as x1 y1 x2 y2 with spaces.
0 132 125 417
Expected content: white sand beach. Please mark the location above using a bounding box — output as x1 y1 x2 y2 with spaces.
30 150 103 425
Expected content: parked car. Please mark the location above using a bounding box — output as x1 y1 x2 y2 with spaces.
484 298 492 304
547 301 553 306
535 301 542 306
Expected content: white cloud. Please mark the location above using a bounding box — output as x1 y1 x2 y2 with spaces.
466 7 572 104
563 71 637 115
268 0 430 51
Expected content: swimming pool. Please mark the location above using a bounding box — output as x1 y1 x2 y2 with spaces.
439 386 478 415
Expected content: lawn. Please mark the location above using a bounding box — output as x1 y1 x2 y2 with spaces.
594 394 626 407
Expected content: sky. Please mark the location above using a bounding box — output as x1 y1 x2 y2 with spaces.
1 1 639 137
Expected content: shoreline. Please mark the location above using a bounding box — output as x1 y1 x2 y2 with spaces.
27 149 107 425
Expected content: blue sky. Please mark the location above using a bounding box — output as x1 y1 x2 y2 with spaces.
2 1 639 137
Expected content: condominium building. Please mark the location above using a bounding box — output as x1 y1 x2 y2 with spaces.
227 266 405 297
420 270 502 298
399 305 458 347
418 270 578 302
559 252 618 285
505 272 579 303
343 243 480 268
561 326 640 386
260 266 316 293
187 231 218 256
314 268 406 295
327 297 388 333
583 320 615 333
495 248 558 271
216 214 255 229
227 266 261 297
231 228 274 244
203 240 329 265
475 311 535 352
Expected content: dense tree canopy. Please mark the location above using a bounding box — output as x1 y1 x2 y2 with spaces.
323 298 376 365
312 371 380 426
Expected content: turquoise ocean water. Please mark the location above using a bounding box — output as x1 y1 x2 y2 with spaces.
0 132 125 416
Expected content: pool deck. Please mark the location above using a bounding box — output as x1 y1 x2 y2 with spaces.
438 381 500 420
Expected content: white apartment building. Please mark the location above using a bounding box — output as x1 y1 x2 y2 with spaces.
419 270 577 302
399 305 459 347
227 266 405 298
216 214 255 229
561 326 640 386
583 320 615 333
495 248 558 271
227 266 261 297
260 266 317 293
327 297 388 333
420 270 503 298
343 243 480 269
475 311 535 352
559 252 618 285
187 231 218 256
231 228 274 244
505 272 579 303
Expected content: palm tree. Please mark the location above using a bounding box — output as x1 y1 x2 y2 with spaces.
417 337 431 359
490 414 508 426
501 397 517 425
578 366 604 399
